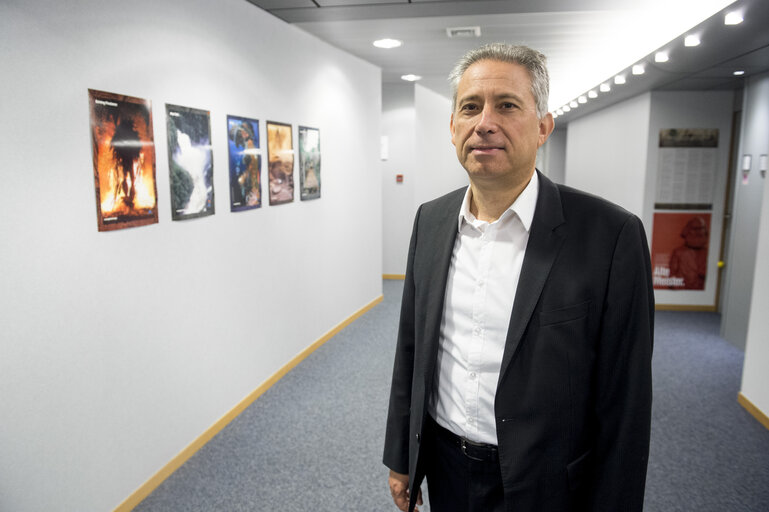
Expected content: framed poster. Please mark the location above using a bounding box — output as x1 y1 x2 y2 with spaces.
227 115 262 212
266 121 294 205
651 212 711 290
655 128 718 210
88 89 158 231
166 104 215 220
298 126 320 200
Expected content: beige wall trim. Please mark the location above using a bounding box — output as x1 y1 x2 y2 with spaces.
738 392 769 431
655 304 717 312
382 274 405 280
114 294 384 511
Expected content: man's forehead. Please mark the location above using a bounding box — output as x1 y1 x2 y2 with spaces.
457 61 534 98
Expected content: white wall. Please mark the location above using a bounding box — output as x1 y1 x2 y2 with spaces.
381 83 466 275
740 133 769 419
0 1 382 511
539 126 567 184
646 91 734 308
565 93 651 218
722 72 769 349
382 84 416 276
414 84 468 207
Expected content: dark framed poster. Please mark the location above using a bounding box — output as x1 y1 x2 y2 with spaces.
651 212 711 290
298 126 321 201
266 121 294 205
166 104 215 220
88 89 158 232
227 115 262 212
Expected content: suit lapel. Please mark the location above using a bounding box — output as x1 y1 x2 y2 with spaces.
419 190 464 387
498 172 566 381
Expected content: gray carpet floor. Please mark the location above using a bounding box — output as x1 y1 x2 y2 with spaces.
134 280 769 511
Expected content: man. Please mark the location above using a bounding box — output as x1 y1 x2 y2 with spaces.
383 43 653 512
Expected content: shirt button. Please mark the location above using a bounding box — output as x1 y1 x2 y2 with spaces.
469 372 477 380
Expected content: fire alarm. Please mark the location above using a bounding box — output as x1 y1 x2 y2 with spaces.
396 174 404 183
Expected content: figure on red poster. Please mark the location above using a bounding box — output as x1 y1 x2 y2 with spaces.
651 212 711 290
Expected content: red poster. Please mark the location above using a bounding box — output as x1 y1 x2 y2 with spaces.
89 89 158 231
651 212 711 290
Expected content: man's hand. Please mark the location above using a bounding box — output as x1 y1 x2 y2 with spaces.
389 470 422 512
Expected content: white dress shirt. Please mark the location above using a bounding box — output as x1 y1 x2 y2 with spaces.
429 171 539 445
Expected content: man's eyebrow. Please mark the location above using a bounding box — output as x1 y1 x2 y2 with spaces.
457 92 526 104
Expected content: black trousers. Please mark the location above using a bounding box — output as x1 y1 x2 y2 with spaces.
424 417 506 512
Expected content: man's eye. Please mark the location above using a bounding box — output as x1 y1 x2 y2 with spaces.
501 102 517 109
461 104 478 112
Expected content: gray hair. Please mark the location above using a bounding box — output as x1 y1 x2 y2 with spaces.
448 43 550 119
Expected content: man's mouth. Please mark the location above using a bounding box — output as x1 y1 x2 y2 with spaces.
470 145 504 155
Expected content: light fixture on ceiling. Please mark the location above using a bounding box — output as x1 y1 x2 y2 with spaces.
569 100 578 108
446 26 481 38
724 11 744 25
733 70 746 76
588 90 598 99
556 108 564 115
599 83 611 92
614 75 626 85
655 51 669 63
578 95 587 104
401 74 422 82
373 38 402 49
632 64 645 75
684 34 701 47
562 105 571 112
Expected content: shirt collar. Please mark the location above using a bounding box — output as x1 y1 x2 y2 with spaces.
458 170 540 233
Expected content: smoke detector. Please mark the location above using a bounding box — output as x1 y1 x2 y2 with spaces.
446 26 481 38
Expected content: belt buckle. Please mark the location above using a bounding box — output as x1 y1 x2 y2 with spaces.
461 438 484 461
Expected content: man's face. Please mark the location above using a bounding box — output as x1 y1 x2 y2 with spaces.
450 59 553 187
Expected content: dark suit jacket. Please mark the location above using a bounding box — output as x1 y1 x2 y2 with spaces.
383 171 653 512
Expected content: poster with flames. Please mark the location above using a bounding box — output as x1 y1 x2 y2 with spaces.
89 89 158 232
266 121 294 205
166 104 215 220
227 115 262 212
651 212 711 290
298 126 321 201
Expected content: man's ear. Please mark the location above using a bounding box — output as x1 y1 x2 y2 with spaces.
538 112 555 147
450 112 456 147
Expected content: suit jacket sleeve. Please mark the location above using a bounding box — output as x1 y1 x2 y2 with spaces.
589 214 654 511
382 205 421 475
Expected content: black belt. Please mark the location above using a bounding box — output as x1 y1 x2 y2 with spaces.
428 416 499 463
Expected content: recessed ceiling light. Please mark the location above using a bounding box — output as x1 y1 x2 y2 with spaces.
632 64 645 75
578 95 587 104
556 108 564 115
552 112 558 119
724 11 743 25
373 38 402 49
588 90 598 99
400 74 422 81
733 70 746 76
600 83 611 92
562 105 571 112
655 51 669 63
614 75 626 85
570 101 578 108
684 34 701 47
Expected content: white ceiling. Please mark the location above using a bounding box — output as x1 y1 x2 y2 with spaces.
246 0 769 121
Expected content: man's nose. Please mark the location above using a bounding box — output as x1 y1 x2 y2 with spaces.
475 105 498 133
